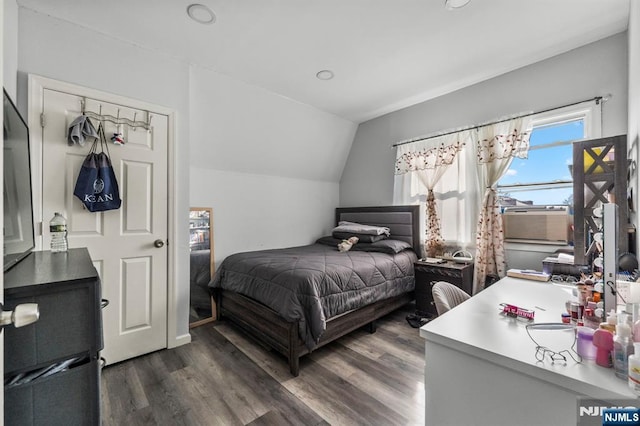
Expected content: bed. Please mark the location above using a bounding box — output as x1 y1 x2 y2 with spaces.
209 205 421 376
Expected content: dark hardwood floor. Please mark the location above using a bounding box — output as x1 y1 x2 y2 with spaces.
101 303 425 425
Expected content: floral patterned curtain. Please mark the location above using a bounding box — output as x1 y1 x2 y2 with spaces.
473 117 532 294
395 132 470 257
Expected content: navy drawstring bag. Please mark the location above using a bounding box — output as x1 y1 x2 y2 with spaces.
73 122 122 212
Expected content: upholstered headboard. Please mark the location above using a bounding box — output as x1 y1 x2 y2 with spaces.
335 206 421 255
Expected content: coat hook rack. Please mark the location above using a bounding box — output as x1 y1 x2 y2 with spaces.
79 96 151 131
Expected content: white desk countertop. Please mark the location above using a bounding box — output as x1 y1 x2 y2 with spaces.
420 276 637 400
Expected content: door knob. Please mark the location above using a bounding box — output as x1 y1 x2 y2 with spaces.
0 303 39 330
154 239 165 248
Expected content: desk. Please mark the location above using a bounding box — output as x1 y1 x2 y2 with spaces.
420 276 638 426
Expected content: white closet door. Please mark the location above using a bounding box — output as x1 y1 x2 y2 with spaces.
41 89 168 364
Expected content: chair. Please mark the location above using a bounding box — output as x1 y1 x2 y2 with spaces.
431 281 470 316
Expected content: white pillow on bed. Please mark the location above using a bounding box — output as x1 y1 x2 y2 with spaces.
332 221 391 236
315 236 412 254
331 231 388 243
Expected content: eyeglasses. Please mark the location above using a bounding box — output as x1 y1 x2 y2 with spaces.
526 323 581 365
533 346 581 364
551 275 578 284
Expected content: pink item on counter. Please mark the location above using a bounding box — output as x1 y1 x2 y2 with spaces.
592 328 614 367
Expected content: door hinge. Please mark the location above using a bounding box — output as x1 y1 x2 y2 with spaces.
40 113 46 128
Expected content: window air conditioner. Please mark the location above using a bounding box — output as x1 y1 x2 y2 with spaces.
502 206 571 244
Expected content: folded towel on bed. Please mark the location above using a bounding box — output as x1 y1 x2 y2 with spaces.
332 221 390 236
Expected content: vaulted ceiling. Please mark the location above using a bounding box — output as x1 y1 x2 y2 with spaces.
18 0 630 123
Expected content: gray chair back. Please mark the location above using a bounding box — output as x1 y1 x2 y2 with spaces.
432 281 470 316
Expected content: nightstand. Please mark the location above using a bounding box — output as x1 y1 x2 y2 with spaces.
414 260 474 316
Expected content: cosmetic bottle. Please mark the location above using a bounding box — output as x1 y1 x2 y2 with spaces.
582 308 600 329
593 328 614 367
613 319 634 379
629 303 640 342
600 310 617 333
628 343 640 395
576 326 597 360
634 320 640 343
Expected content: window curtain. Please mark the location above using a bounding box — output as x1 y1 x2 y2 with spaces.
394 132 471 257
473 117 532 294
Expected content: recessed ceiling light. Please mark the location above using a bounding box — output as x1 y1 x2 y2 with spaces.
316 70 334 80
444 0 471 10
187 4 216 25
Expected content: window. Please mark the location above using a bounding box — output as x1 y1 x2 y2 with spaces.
393 99 602 248
497 101 602 208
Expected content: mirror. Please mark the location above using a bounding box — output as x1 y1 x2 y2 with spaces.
189 207 215 328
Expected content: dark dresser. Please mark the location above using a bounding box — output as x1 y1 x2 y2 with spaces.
3 248 102 425
414 260 473 316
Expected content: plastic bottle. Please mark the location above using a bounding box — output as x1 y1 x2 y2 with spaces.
628 343 640 395
599 310 617 333
634 319 640 343
576 326 597 360
613 318 635 379
49 212 68 253
628 303 640 342
593 328 614 367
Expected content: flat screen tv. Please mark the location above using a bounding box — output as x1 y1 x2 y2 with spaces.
3 88 35 271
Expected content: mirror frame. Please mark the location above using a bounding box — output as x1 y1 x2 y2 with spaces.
189 207 216 328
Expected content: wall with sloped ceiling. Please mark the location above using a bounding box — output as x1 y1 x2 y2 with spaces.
14 5 357 349
341 32 628 209
188 63 356 266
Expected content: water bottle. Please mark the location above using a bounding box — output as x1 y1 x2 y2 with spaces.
49 212 68 253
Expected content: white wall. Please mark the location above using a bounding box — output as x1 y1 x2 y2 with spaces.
341 32 628 207
190 64 356 182
3 0 17 96
190 167 339 267
17 8 192 343
189 64 357 267
14 7 358 342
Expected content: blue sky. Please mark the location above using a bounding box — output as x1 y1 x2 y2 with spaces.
498 120 584 205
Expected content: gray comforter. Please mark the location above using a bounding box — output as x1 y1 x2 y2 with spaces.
209 243 417 350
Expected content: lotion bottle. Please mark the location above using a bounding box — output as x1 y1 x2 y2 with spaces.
613 320 634 379
628 342 640 395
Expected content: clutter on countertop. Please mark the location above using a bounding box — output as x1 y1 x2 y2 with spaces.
506 269 550 282
499 303 535 321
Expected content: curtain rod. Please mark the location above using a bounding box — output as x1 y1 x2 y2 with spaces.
391 95 605 148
